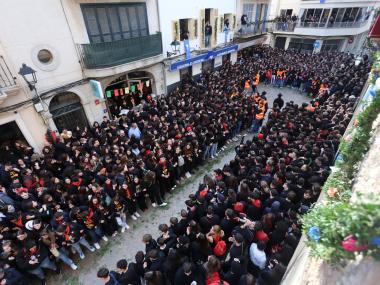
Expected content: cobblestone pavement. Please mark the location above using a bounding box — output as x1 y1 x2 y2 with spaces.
49 85 309 285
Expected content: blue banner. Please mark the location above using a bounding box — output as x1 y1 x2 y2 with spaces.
170 44 238 71
184 39 191 60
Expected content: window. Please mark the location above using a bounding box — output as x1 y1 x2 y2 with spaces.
81 3 149 43
280 9 293 16
180 66 192 81
243 4 255 23
202 59 214 73
179 19 190 41
288 38 315 52
321 39 343 52
37 49 53 64
319 9 330 27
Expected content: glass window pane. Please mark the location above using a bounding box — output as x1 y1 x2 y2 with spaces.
140 29 148 36
320 9 330 24
96 8 111 34
243 4 254 22
315 9 322 21
351 8 359 22
113 33 122 40
119 7 130 32
108 7 121 33
83 8 100 36
356 7 365 22
128 7 140 36
82 3 148 43
343 8 352 22
137 5 147 29
103 35 112 42
335 8 345 22
90 36 102 43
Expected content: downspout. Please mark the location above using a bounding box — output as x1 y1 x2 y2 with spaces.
155 0 161 33
156 0 167 95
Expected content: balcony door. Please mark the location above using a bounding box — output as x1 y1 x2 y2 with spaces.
81 3 149 43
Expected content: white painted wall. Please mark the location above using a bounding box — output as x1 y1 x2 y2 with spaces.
157 0 236 55
165 69 180 87
0 0 83 94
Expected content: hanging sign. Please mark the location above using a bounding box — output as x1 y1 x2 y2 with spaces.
89 80 104 99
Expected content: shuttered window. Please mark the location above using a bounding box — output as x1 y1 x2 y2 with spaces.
81 3 149 43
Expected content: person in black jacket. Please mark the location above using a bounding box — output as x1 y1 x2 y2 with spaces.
273 94 284 109
174 262 206 285
144 249 164 273
115 259 140 285
0 266 25 285
16 239 58 285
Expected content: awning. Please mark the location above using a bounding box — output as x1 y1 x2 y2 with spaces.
369 15 380 38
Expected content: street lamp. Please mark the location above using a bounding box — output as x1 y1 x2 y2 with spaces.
18 63 37 91
18 63 45 115
167 40 181 57
171 40 180 52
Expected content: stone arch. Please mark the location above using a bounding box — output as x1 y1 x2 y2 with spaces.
48 92 89 132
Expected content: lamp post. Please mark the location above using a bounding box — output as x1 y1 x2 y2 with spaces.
18 63 48 124
167 40 181 57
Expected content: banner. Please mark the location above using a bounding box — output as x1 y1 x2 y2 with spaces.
184 39 191 60
169 44 238 71
89 80 104 99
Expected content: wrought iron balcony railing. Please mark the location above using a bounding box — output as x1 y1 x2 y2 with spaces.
0 56 17 88
77 32 163 69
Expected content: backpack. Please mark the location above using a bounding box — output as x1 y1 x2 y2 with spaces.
234 202 244 213
213 240 227 256
109 271 121 285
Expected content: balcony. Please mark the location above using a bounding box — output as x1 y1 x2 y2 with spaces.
272 19 372 37
77 32 163 69
0 55 17 89
235 21 273 40
0 55 18 105
297 20 369 29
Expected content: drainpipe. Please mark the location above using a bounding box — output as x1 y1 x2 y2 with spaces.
155 0 161 33
160 62 168 96
155 0 167 96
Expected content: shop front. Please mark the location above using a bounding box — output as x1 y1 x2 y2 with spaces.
104 71 154 117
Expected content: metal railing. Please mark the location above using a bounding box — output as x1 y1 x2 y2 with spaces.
77 32 163 69
236 21 273 37
272 21 297 32
0 56 17 88
297 20 369 29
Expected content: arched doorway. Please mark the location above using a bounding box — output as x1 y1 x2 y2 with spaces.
49 92 88 132
105 71 154 117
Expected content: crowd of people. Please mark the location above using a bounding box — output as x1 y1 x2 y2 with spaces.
273 15 298 31
0 46 370 285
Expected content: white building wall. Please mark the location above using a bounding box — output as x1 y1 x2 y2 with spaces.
0 0 83 94
158 0 236 55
